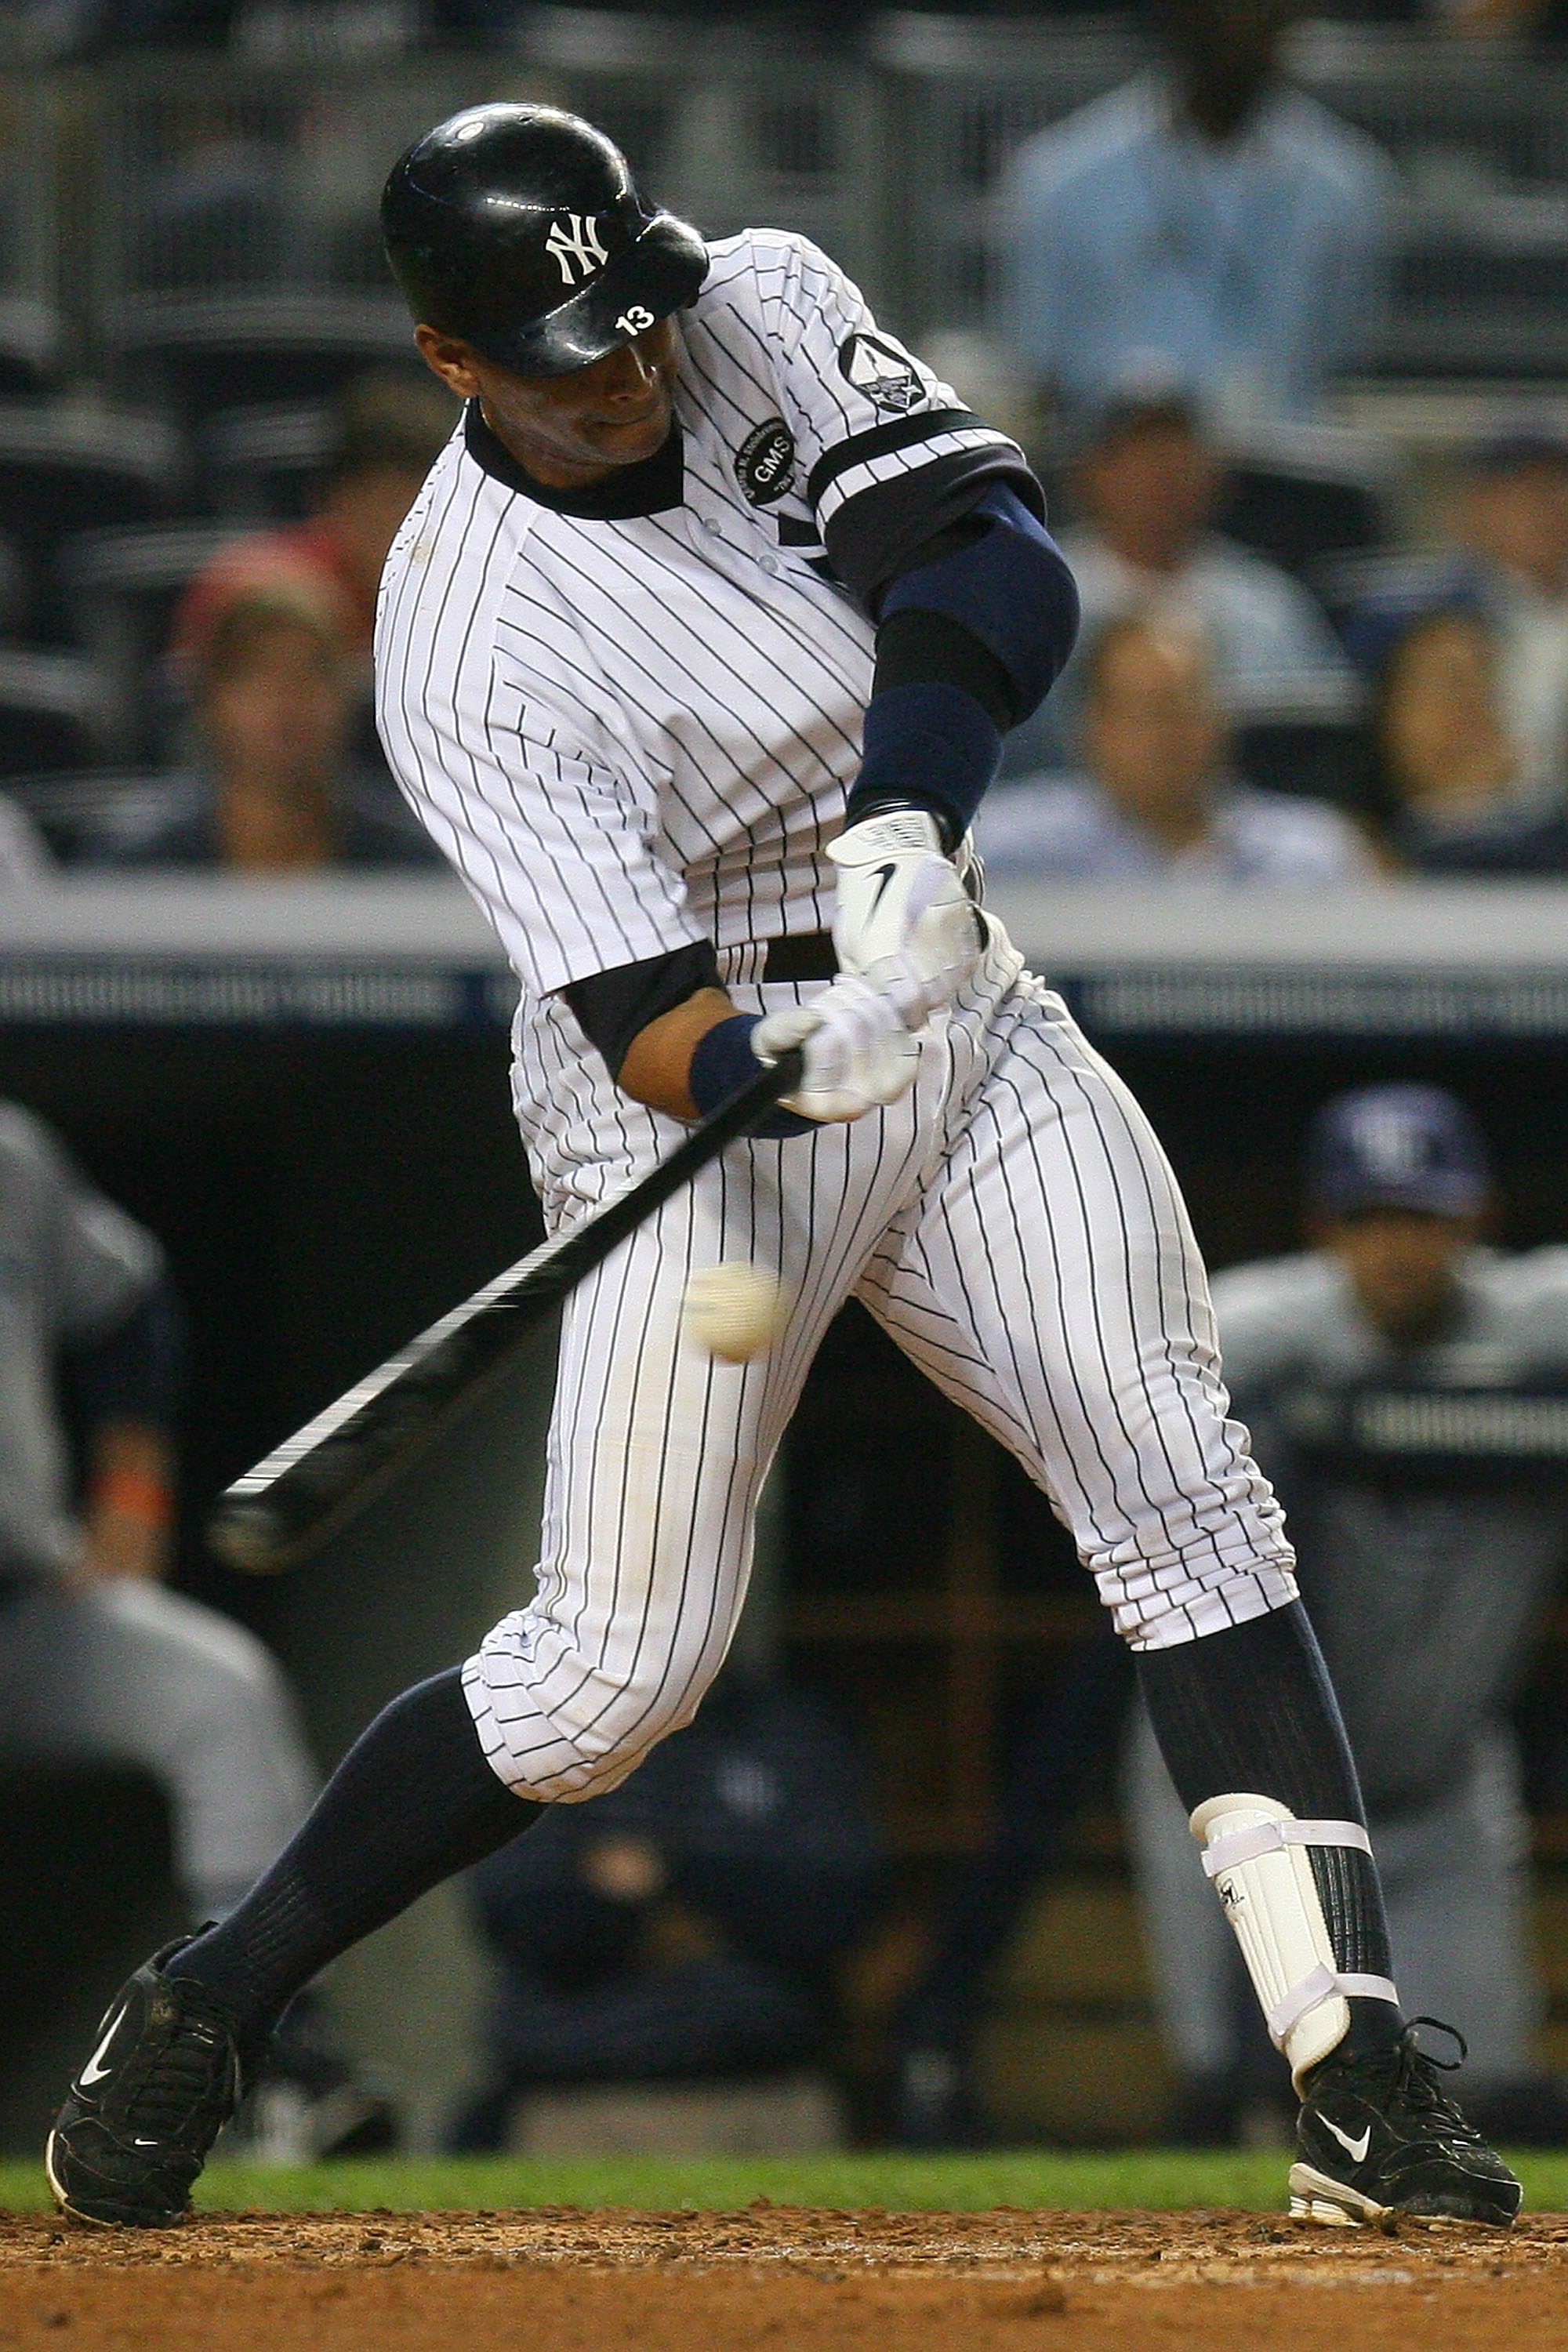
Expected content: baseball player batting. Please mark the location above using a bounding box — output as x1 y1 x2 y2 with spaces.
48 103 1517 2230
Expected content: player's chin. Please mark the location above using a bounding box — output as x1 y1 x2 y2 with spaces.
589 406 673 465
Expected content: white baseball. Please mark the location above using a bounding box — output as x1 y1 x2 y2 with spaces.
681 1262 785 1363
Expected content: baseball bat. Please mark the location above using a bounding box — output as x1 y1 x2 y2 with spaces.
208 1047 805 1576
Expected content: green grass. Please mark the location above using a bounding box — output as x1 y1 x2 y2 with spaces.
2 2149 1566 2216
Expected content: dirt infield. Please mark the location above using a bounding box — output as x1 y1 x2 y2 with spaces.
3 2205 1567 2350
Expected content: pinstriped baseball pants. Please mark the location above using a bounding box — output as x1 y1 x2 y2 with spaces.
465 924 1298 1801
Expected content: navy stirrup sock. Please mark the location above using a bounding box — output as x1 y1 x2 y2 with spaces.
1136 1601 1403 2065
167 1667 537 2041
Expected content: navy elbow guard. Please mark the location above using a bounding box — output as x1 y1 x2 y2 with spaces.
878 483 1080 727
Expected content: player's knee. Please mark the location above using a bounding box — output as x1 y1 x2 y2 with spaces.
1093 1556 1299 1651
470 1635 711 1802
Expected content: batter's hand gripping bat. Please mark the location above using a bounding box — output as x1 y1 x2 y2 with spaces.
208 1049 804 1575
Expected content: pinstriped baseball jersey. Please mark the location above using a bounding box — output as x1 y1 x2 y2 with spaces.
375 228 1023 1143
372 221 1298 1804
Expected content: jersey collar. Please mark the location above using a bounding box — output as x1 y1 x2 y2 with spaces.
463 399 685 519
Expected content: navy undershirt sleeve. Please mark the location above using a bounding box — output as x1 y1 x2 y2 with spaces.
563 940 723 1079
561 949 812 1138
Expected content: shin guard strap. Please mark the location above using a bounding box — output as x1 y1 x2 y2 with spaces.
1191 1792 1399 2085
1201 1818 1371 1878
1269 1965 1400 2045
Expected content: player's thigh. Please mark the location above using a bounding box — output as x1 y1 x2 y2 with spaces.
857 982 1290 1637
539 1132 886 1584
474 1120 920 1795
0 1577 309 1779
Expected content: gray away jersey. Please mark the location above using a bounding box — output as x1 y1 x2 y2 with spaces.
374 229 1022 1199
0 1103 163 1579
1211 1246 1568 1809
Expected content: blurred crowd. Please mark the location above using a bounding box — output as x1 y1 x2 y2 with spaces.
5 0 1568 2163
22 0 1568 49
5 2 1568 887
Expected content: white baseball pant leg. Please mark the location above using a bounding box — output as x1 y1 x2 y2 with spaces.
855 946 1298 1650
466 968 940 1801
466 930 1297 1802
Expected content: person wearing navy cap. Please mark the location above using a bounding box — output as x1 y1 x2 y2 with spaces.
1126 1083 1568 2144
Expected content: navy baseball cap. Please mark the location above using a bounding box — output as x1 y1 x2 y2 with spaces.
1306 1085 1491 1218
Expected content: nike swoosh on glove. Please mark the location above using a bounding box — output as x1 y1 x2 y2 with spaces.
752 972 920 1123
827 808 985 1025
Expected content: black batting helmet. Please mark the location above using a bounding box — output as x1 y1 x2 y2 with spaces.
381 104 708 379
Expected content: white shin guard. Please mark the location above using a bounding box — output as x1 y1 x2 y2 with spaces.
1189 1795 1399 2089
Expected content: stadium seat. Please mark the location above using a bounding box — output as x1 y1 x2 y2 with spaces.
1218 466 1390 583
0 293 61 399
198 398 338 522
0 401 185 639
3 768 191 865
0 648 118 777
109 295 415 424
60 521 252 760
1232 717 1371 810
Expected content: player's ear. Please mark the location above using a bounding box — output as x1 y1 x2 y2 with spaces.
415 325 483 402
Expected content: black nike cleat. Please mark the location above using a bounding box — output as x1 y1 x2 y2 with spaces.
45 1940 252 2227
1290 2016 1523 2228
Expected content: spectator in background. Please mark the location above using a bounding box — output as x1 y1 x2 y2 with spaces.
1126 1087 1568 2146
1360 599 1568 874
449 1670 883 2150
1450 429 1568 803
172 368 456 677
1004 390 1356 775
1000 0 1393 434
107 580 439 872
978 613 1374 883
0 1099 389 2156
1434 0 1568 40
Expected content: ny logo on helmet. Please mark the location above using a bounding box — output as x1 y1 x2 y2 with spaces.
546 213 610 287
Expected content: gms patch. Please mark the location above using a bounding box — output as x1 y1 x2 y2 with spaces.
735 418 797 506
838 329 924 415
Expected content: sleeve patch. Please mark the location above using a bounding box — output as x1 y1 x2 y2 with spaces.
837 328 928 416
735 417 798 506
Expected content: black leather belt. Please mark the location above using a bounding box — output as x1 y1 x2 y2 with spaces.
763 931 837 982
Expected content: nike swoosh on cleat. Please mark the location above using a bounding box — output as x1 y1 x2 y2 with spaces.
78 2004 129 2088
1320 2116 1373 2165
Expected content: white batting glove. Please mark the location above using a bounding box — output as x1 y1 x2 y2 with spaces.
827 808 984 1025
752 972 919 1123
